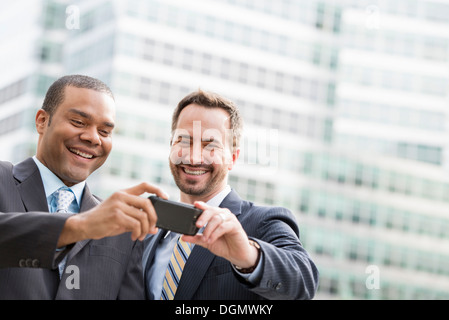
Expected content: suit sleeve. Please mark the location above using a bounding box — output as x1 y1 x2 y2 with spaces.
0 211 71 269
235 207 319 300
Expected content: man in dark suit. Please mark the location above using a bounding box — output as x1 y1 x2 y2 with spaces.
143 90 319 300
0 75 167 299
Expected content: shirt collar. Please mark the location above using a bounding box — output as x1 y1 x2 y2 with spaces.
205 185 232 207
177 185 231 207
32 155 85 206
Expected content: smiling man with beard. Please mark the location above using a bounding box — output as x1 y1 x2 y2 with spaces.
142 90 319 300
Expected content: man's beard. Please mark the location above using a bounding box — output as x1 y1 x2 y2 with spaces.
169 162 227 197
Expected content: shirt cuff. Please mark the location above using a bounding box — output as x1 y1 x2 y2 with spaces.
231 250 264 284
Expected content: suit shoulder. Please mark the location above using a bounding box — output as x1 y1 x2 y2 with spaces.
0 161 13 173
240 200 298 232
0 161 15 186
242 200 294 218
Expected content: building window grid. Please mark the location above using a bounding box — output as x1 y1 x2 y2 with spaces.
343 20 449 63
362 152 440 198
341 65 448 97
115 64 330 141
128 0 340 69
338 99 446 132
0 113 23 135
113 109 170 144
67 35 115 72
303 185 449 240
301 152 449 227
334 134 443 166
0 78 27 106
310 225 449 281
305 233 449 299
133 35 330 104
107 151 166 184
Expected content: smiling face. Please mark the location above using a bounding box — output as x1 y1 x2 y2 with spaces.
35 86 115 187
169 103 240 203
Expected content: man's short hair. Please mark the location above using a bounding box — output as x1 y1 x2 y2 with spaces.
42 74 114 120
171 89 243 149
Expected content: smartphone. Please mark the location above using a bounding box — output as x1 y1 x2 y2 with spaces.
148 196 204 235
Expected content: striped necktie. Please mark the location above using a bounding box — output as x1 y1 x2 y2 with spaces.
160 237 193 300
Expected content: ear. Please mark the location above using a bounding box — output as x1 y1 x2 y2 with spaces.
227 148 240 171
35 109 49 134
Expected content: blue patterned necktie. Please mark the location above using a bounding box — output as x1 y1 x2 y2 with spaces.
54 187 75 213
53 187 75 278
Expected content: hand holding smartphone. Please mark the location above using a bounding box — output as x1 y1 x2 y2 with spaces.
149 196 203 235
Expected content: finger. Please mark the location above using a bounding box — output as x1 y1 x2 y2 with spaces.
200 208 234 241
118 192 159 234
194 201 215 227
112 194 158 239
135 196 159 233
205 216 238 244
124 182 169 200
115 201 150 240
201 213 226 241
110 207 145 241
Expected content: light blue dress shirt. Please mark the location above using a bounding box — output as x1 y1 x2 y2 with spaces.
143 185 263 299
32 156 85 213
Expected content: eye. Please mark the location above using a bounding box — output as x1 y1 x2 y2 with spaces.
99 130 111 137
180 139 190 145
71 119 84 127
204 143 222 151
175 136 191 147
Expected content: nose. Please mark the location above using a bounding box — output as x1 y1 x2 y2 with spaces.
190 140 203 165
80 127 101 146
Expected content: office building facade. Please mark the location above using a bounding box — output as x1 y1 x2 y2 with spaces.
1 0 448 299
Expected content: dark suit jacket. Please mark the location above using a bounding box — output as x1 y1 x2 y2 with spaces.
144 189 319 300
0 158 144 299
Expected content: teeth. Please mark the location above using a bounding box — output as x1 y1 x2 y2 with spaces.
184 168 207 175
70 148 93 159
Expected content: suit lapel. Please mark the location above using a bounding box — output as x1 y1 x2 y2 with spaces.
79 184 100 213
13 158 48 212
218 189 243 217
174 189 243 300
